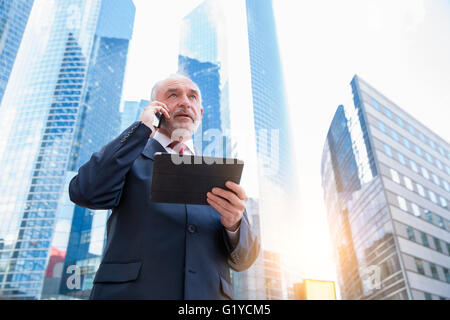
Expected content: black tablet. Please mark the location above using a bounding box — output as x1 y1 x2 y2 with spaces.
151 153 244 205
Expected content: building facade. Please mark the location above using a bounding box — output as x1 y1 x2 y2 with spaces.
120 99 149 133
178 0 300 299
0 0 34 106
0 0 135 299
321 75 450 299
293 279 336 300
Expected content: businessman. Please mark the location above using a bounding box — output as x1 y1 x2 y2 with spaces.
69 73 260 299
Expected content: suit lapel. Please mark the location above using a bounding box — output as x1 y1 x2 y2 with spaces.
141 138 167 160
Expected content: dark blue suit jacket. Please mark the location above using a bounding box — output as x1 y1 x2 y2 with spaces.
68 121 260 300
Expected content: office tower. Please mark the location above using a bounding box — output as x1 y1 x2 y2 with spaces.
0 0 34 106
178 55 224 156
293 279 336 300
0 0 135 299
120 99 149 133
178 0 229 158
179 0 300 299
321 75 450 300
261 250 287 300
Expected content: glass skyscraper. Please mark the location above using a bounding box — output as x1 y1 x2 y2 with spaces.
178 0 230 158
0 0 34 106
179 0 300 299
245 0 297 193
0 0 135 299
120 99 149 133
321 75 450 299
179 55 224 156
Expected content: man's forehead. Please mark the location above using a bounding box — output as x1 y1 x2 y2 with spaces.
158 77 199 94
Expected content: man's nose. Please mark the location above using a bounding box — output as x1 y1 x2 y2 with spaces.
179 95 196 113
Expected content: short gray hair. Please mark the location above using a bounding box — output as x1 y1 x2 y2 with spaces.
150 72 202 103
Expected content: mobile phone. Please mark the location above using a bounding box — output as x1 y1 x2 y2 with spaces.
153 112 165 128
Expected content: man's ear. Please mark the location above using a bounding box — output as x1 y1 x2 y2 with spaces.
201 107 203 117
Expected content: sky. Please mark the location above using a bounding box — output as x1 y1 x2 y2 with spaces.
122 0 450 294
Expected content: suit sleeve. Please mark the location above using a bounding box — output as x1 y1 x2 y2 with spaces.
223 209 261 272
68 121 152 210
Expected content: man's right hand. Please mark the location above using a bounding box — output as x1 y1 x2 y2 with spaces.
139 101 171 132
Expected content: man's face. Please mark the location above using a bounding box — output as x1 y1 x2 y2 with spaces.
154 76 203 139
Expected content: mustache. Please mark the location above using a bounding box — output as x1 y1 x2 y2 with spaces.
172 109 196 121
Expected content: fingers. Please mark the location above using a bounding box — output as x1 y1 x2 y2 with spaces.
210 187 242 208
207 187 245 231
148 101 170 119
207 191 238 213
206 195 237 222
225 181 247 201
155 105 171 119
207 196 242 232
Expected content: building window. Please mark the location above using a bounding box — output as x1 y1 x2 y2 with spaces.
397 116 405 128
384 144 393 157
411 203 421 217
391 129 399 141
443 180 449 193
418 132 426 143
390 168 400 183
378 120 386 133
425 152 433 164
447 243 450 256
384 107 393 119
372 98 381 111
397 152 406 165
428 190 437 204
417 184 426 197
415 258 425 275
407 124 415 136
414 144 422 157
424 210 433 223
436 216 445 229
404 177 414 191
429 139 436 150
431 174 440 186
439 196 448 209
433 238 442 253
421 232 429 247
438 146 445 156
435 158 443 170
398 196 408 211
403 137 411 149
430 263 439 280
444 268 450 283
409 160 418 173
406 226 416 241
424 292 433 300
421 167 429 180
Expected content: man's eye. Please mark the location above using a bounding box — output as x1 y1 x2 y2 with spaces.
190 95 197 100
169 93 177 98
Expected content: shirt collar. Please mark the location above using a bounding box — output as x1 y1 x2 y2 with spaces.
153 130 195 155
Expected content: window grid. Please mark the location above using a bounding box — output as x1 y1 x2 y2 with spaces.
374 119 449 178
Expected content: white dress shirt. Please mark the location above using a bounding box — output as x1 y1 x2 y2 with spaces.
152 130 196 155
152 130 240 247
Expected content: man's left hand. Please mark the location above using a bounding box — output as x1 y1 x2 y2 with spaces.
207 181 248 232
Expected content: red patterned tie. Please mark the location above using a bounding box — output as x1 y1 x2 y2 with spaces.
167 141 187 155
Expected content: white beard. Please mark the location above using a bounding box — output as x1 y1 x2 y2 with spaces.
170 119 201 141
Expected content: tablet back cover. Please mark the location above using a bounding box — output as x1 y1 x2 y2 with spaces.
151 153 244 205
